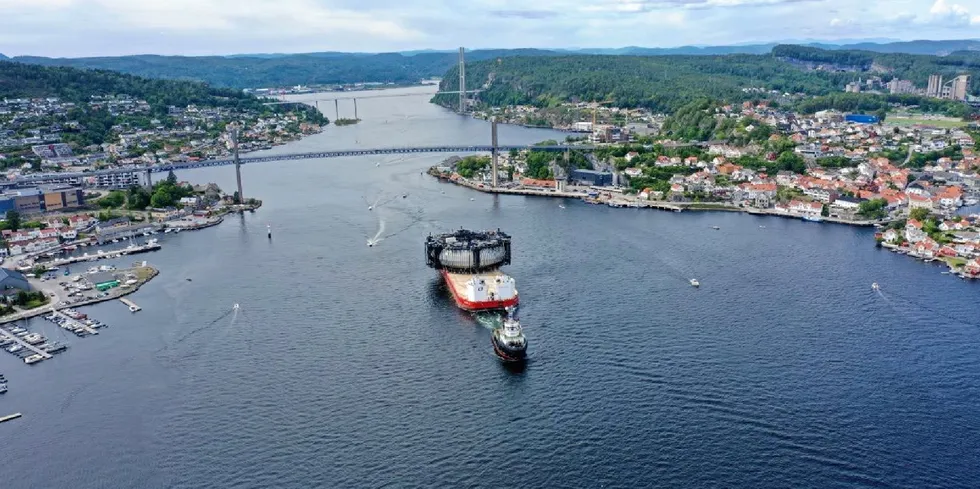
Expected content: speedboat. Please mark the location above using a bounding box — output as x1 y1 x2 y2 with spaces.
368 206 373 211
492 315 527 363
690 279 700 287
712 226 720 230
559 204 566 209
871 282 879 291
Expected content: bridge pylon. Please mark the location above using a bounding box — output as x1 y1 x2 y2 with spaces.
230 124 244 204
458 47 466 114
491 118 499 188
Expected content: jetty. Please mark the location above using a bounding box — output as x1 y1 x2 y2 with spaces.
119 298 141 312
0 328 53 360
52 310 98 335
0 413 23 424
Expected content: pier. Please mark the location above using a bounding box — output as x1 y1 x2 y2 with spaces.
52 310 99 335
0 328 53 360
0 413 23 424
45 241 161 267
119 298 142 312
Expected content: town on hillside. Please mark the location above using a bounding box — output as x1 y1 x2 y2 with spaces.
434 103 980 278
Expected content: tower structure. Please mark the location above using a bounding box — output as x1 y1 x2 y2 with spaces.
230 124 244 204
458 47 466 114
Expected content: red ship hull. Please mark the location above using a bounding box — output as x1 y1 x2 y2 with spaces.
440 269 519 312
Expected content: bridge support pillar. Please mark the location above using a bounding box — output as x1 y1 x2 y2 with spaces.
491 118 498 188
353 98 358 120
334 100 339 122
145 169 152 190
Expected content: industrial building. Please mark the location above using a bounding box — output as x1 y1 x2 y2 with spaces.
570 169 614 186
0 186 85 218
89 272 120 291
926 74 971 101
0 268 32 299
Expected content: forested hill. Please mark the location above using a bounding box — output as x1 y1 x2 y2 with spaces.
9 49 558 89
773 45 980 91
434 54 850 113
433 46 980 114
0 61 273 113
7 39 980 89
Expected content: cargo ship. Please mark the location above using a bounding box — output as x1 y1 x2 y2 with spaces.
425 229 518 311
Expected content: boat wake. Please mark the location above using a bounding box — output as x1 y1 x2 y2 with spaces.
367 218 386 247
474 312 504 330
876 286 980 327
61 304 242 413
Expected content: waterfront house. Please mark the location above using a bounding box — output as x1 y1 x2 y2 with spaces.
912 238 939 259
804 187 837 203
69 214 97 229
788 200 822 216
37 228 59 240
938 246 959 258
905 219 927 243
59 228 77 240
964 259 980 277
882 229 899 243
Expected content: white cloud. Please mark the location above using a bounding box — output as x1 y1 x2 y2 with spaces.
927 0 980 24
1 0 979 57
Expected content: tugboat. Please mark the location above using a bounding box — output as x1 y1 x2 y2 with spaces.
492 310 527 363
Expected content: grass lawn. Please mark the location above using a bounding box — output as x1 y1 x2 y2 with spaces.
944 257 968 268
23 298 50 310
885 116 969 129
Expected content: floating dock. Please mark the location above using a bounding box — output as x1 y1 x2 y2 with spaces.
52 310 99 336
0 413 22 424
0 328 53 360
119 298 141 312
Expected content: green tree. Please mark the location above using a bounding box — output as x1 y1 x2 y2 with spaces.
858 198 888 219
909 207 930 221
5 210 21 231
126 186 152 210
821 204 830 217
99 190 126 208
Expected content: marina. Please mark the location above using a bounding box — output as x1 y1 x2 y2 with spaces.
0 324 56 364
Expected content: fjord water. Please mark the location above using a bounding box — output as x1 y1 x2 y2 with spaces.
2 86 979 488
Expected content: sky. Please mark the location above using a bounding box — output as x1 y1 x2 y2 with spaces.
1 0 979 57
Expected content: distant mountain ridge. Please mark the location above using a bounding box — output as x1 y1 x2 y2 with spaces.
7 39 980 89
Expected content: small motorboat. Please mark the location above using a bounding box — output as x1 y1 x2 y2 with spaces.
559 204 566 209
469 198 475 201
233 303 240 310
871 282 879 291
690 279 700 287
712 226 720 230
402 194 408 198
368 206 373 211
